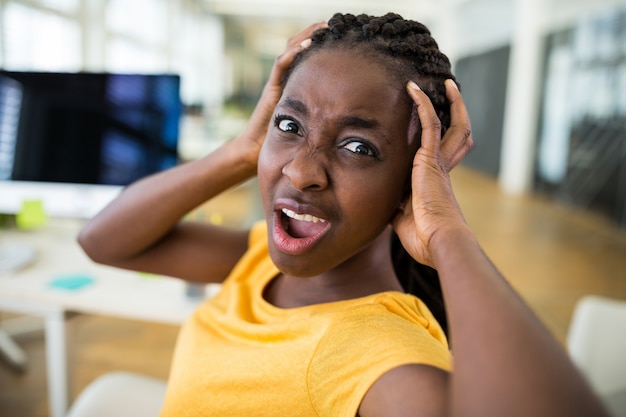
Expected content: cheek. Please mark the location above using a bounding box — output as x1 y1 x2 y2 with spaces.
338 168 406 223
258 134 284 173
257 143 277 203
257 141 270 177
381 159 413 210
257 138 293 213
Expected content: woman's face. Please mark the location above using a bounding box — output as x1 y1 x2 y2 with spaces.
258 48 417 278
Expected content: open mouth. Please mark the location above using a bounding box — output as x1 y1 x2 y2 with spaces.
272 207 331 255
281 208 327 238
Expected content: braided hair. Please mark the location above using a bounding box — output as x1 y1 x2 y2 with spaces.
282 13 457 335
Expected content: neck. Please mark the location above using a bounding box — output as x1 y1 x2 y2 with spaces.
264 228 403 309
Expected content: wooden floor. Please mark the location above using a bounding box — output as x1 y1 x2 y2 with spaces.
1 165 625 417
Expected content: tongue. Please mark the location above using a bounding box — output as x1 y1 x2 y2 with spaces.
286 217 326 238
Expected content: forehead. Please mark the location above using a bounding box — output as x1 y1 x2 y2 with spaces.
281 49 410 119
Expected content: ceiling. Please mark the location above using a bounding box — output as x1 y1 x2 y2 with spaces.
197 0 626 61
198 0 452 22
198 0 499 60
197 0 626 30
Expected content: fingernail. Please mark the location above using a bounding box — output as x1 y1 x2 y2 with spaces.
407 80 421 91
300 38 312 48
446 79 459 91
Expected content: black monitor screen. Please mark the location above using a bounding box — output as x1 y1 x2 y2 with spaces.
0 70 182 186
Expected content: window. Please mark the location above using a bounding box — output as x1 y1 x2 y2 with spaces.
105 0 168 73
2 2 81 71
0 0 227 129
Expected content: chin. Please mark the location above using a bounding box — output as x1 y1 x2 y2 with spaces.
270 250 326 278
267 244 329 278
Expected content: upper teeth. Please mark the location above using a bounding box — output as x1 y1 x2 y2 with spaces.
282 208 326 223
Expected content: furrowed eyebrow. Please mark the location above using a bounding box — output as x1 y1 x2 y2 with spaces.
339 116 390 144
278 97 308 115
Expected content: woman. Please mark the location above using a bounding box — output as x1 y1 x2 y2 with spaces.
78 13 608 417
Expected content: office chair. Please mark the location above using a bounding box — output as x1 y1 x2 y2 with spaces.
65 372 167 417
568 295 626 417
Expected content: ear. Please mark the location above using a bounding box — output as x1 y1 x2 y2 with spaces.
407 102 422 149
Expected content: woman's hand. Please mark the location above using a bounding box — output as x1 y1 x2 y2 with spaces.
392 79 473 267
236 21 328 169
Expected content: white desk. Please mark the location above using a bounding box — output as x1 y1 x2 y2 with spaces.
0 219 217 417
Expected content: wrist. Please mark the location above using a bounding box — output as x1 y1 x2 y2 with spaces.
219 137 259 179
428 223 478 269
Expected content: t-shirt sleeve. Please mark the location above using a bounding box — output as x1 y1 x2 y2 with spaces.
307 304 452 416
248 221 268 248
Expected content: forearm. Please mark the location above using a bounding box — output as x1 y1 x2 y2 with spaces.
431 227 609 417
78 139 255 263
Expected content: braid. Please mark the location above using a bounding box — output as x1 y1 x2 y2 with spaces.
283 12 454 335
392 233 448 336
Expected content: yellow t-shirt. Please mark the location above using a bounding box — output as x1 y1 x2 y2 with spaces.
159 222 451 417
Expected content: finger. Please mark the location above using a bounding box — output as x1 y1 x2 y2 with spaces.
286 21 327 48
440 79 473 170
406 81 442 158
390 195 412 240
268 21 327 86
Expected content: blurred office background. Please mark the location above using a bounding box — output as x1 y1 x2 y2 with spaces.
1 0 626 416
1 0 626 224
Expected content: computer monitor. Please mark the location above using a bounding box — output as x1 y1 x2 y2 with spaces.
0 70 182 218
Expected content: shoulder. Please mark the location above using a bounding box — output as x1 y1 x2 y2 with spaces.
313 294 451 369
248 220 268 246
320 292 449 356
306 293 452 415
216 221 276 287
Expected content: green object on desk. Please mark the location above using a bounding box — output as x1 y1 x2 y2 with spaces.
49 274 95 291
16 200 48 230
137 271 158 279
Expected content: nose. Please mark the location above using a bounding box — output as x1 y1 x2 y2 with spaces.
281 147 329 191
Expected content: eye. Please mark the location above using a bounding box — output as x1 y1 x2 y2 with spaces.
342 140 378 157
274 115 301 135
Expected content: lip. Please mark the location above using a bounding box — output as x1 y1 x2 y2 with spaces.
271 198 331 256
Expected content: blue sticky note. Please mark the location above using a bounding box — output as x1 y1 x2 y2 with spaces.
49 274 95 291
